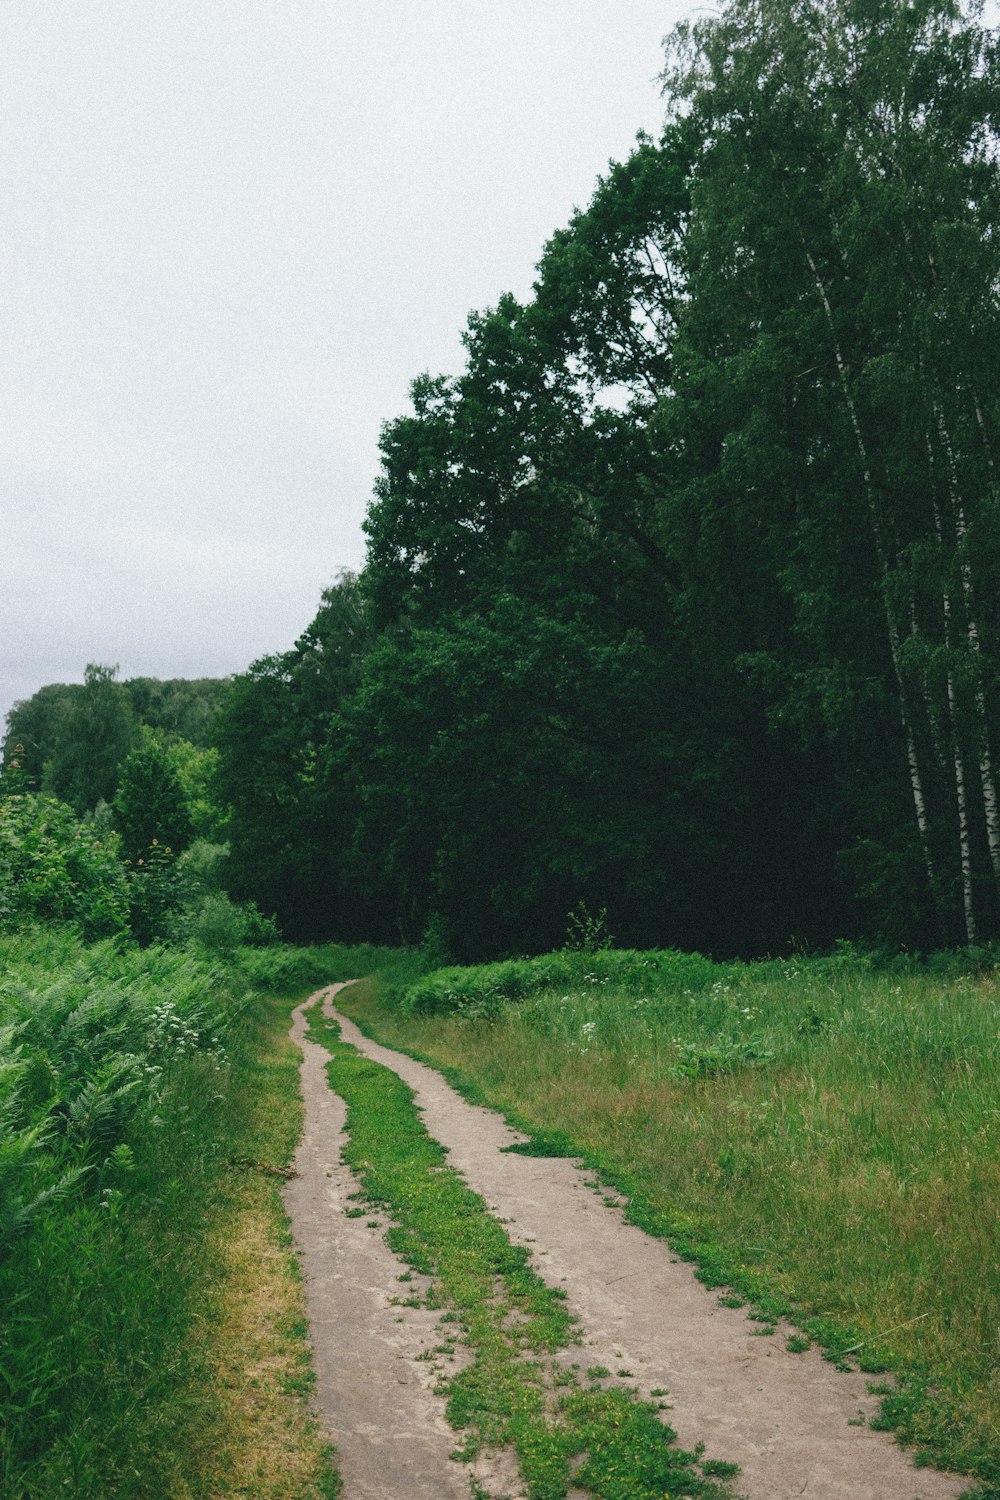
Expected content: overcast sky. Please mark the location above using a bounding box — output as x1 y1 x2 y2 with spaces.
1 0 702 727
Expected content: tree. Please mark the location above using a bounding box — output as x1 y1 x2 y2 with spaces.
0 793 129 939
659 0 1000 943
112 733 195 863
122 677 229 747
212 573 373 940
2 684 78 791
44 665 137 816
214 0 1000 955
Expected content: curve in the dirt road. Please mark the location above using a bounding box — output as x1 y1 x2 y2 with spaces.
314 986 971 1500
283 992 472 1500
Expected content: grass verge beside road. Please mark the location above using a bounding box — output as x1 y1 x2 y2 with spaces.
0 932 389 1498
337 947 1000 1496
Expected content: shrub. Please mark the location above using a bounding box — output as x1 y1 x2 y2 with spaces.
184 892 249 953
113 736 194 862
402 947 719 1018
234 942 396 993
126 840 182 946
0 794 130 940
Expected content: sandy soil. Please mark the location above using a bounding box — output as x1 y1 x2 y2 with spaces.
286 984 972 1500
284 991 519 1500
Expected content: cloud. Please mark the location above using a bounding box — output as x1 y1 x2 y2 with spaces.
1 0 684 726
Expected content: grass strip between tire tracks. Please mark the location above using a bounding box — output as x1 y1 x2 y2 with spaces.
306 998 740 1500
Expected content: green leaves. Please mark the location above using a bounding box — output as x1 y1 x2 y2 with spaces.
213 0 1000 955
113 734 194 864
0 794 130 940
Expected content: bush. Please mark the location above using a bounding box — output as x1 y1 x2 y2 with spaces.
402 947 719 1018
233 942 397 993
172 839 230 903
184 892 250 953
0 932 252 1495
0 938 238 1256
0 794 130 940
112 737 194 863
126 840 182 946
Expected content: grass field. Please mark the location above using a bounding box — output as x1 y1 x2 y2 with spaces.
337 944 1000 1493
7 930 997 1493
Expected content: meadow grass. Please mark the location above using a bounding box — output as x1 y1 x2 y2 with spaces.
176 989 342 1500
338 947 1000 1493
0 929 385 1498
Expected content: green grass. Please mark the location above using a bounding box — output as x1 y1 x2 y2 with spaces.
0 928 384 1498
192 989 345 1499
305 999 740 1500
336 947 1000 1495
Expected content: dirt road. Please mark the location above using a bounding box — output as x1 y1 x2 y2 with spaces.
285 985 970 1500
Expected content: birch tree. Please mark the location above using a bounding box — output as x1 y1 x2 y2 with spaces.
663 0 1000 941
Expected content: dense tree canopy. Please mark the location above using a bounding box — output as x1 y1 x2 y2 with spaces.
14 0 999 958
211 0 1000 956
112 734 195 864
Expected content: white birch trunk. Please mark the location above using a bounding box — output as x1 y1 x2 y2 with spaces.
947 657 977 944
805 253 940 909
909 598 948 779
929 486 977 943
934 403 1000 894
940 584 977 944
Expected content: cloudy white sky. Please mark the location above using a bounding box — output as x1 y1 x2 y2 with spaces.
1 0 701 727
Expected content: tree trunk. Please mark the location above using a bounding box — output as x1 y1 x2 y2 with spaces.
933 401 1000 899
805 252 942 916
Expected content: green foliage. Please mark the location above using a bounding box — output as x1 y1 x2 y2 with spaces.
0 936 234 1492
402 948 718 1019
169 891 281 953
0 931 357 1497
43 664 138 815
178 891 251 952
563 902 614 954
2 684 80 792
172 837 231 903
161 737 226 841
121 676 229 748
0 794 129 940
3 675 228 843
232 942 397 994
212 572 372 943
113 732 194 862
125 838 182 947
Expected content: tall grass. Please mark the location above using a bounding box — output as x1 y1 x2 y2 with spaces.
342 945 1000 1487
0 928 373 1497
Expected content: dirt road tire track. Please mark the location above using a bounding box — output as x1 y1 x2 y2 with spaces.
286 984 971 1499
283 992 472 1499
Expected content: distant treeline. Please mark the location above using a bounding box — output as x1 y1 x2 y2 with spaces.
3 670 226 807
8 0 1000 961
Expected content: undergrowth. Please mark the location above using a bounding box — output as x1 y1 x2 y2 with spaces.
306 999 740 1500
0 928 380 1497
